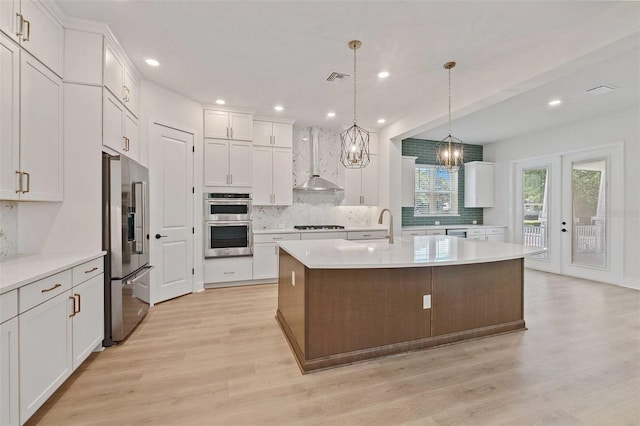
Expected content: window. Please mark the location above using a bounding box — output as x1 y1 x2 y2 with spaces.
414 165 459 216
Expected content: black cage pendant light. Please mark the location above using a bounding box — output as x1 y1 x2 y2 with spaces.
436 61 464 172
340 40 370 169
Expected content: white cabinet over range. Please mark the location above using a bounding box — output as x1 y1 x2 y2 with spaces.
252 117 294 206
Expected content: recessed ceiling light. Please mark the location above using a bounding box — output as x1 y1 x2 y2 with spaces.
327 112 336 118
274 105 284 111
215 99 226 105
145 58 160 67
378 71 390 79
548 99 562 106
377 118 386 124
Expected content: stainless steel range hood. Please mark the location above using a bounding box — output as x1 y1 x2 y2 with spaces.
295 126 343 192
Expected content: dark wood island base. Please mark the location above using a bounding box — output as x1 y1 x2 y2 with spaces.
276 250 525 373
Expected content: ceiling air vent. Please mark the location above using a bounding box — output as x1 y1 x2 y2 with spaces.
586 85 616 95
326 72 350 82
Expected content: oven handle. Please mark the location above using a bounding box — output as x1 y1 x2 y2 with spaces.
205 199 252 205
205 220 252 227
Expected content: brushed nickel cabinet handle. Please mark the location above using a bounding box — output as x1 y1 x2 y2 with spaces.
22 172 30 193
69 296 76 317
85 267 98 273
23 19 30 42
42 283 62 293
15 171 22 193
15 13 23 37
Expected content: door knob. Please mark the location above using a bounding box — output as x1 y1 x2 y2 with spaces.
562 221 567 225
155 234 168 239
561 229 567 232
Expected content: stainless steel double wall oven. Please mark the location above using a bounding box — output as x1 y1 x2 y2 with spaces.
204 193 253 257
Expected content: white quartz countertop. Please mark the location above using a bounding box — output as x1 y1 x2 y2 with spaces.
254 226 387 235
277 236 544 269
402 224 507 230
0 251 106 294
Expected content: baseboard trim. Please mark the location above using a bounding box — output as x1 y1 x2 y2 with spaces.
621 277 640 290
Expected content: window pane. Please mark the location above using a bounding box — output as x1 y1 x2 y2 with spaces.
435 169 451 191
414 165 458 216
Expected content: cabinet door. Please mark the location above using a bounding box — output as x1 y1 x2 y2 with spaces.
229 141 252 187
0 0 20 43
252 146 272 205
361 155 378 206
123 67 139 117
368 132 379 155
252 243 278 280
19 290 73 424
72 274 104 370
252 121 272 146
104 40 124 100
401 156 417 208
272 148 292 205
204 139 229 186
229 112 253 141
204 110 229 139
0 33 20 200
343 167 362 205
103 90 126 155
0 317 19 426
272 122 292 148
20 52 63 201
18 0 64 76
124 110 139 161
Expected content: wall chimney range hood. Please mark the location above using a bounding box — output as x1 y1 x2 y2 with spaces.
295 126 344 192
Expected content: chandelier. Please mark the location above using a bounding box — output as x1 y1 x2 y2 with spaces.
340 40 370 169
436 61 464 172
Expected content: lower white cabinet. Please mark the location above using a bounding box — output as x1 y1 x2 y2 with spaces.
205 257 253 283
485 227 505 242
252 243 279 280
346 230 387 240
0 317 19 426
71 274 104 370
19 289 73 424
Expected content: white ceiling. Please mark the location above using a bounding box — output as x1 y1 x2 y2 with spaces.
56 1 640 140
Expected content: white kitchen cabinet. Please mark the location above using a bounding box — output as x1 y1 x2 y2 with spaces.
467 228 486 241
426 229 446 236
204 138 252 188
1 40 63 202
64 29 103 85
104 89 139 161
346 230 387 240
300 231 347 240
253 120 293 148
402 156 417 207
464 161 494 208
344 155 378 206
0 290 18 426
368 132 379 155
205 257 253 284
252 243 279 280
402 230 426 237
204 109 253 141
253 146 292 206
19 289 73 424
71 274 104 370
0 0 63 77
104 38 138 117
485 227 506 242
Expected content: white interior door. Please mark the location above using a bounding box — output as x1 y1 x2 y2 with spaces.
150 123 194 304
561 145 623 284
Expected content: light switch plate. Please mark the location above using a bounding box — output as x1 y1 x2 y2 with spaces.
423 294 431 309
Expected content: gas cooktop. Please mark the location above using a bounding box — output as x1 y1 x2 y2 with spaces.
294 225 346 230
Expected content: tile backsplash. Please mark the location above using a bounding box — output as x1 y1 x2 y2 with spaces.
0 202 18 259
253 125 374 229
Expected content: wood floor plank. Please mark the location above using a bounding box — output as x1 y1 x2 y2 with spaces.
26 269 640 425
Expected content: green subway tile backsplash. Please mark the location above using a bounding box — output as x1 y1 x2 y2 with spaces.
402 138 484 226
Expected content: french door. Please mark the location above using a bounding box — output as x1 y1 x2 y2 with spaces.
515 144 623 284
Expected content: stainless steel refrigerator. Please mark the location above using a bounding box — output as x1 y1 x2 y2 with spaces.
102 153 153 346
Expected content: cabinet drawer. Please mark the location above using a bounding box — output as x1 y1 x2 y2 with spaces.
486 228 505 235
72 258 104 286
300 232 347 240
253 233 300 243
0 290 18 323
347 230 387 240
402 230 426 237
205 257 253 283
19 270 72 314
467 229 486 237
425 230 446 236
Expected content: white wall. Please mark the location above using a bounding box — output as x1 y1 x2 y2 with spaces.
484 107 640 287
139 79 204 292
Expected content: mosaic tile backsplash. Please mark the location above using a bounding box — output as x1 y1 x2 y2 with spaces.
401 138 484 226
252 125 373 229
0 202 18 259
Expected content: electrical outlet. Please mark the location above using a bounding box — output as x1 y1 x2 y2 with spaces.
291 271 296 286
434 221 440 226
473 220 477 225
423 294 431 309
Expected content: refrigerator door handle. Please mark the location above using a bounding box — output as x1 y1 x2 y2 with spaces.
126 265 154 285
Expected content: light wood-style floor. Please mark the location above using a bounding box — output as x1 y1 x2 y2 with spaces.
27 270 640 426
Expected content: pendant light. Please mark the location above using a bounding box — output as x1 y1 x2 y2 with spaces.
340 40 370 169
436 61 464 172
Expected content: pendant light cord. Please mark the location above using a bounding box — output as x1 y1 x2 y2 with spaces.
353 44 357 125
448 66 452 137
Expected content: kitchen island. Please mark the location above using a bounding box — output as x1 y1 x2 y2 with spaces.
276 236 544 373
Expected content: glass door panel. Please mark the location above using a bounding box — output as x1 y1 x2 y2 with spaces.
522 167 549 259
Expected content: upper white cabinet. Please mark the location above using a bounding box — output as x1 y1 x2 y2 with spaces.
103 88 139 161
63 29 103 85
204 139 252 188
343 155 378 206
464 161 494 207
253 119 293 148
1 33 63 202
253 146 292 206
204 109 253 141
402 156 417 207
0 0 63 77
104 38 139 117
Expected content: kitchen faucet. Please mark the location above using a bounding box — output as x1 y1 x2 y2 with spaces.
378 208 394 244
